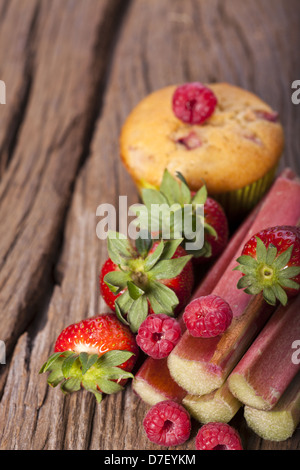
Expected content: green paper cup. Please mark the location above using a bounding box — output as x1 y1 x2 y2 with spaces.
211 165 278 220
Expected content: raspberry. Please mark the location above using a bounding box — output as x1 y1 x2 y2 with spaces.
172 82 217 124
183 295 233 338
195 422 243 450
143 400 191 447
136 314 182 359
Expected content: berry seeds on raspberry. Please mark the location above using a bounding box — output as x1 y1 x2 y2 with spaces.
183 295 233 338
172 82 217 124
143 400 191 447
195 422 243 450
136 314 182 359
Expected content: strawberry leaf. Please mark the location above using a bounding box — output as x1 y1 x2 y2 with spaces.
141 188 169 211
103 367 134 381
60 377 81 394
160 169 191 205
127 281 145 300
97 350 134 368
148 255 192 280
192 185 207 206
127 294 148 332
107 231 136 265
262 286 277 305
47 369 64 388
265 244 278 265
104 270 130 293
114 294 131 326
279 266 300 279
273 245 294 270
62 353 79 379
255 237 268 263
235 255 258 268
96 378 123 395
160 238 183 260
135 234 153 257
39 352 65 374
278 278 300 290
144 240 165 270
79 352 99 375
147 280 178 315
271 284 288 306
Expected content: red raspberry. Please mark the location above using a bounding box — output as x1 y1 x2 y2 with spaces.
195 422 243 450
183 295 233 338
143 400 191 447
136 314 182 359
172 82 217 124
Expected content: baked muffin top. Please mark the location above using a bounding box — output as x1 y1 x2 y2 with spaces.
120 83 284 194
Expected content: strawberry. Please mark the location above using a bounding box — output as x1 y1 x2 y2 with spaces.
130 169 228 263
193 192 229 263
39 313 139 403
234 225 300 306
100 233 194 332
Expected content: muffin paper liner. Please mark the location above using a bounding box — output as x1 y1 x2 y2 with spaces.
211 165 278 220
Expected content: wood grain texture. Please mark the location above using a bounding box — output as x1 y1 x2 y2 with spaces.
0 0 299 450
0 0 128 357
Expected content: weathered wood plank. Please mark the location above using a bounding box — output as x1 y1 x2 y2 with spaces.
0 0 129 357
0 0 39 177
0 0 299 450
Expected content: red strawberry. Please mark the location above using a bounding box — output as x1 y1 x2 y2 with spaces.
100 234 194 332
235 225 300 306
39 313 139 402
100 258 125 311
193 194 229 263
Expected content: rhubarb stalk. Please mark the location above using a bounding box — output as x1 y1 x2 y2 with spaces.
132 198 261 404
183 381 242 424
228 295 300 410
167 169 300 396
244 373 300 441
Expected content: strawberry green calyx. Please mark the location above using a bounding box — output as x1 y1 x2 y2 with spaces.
234 237 300 306
39 349 135 403
130 169 217 258
104 232 192 332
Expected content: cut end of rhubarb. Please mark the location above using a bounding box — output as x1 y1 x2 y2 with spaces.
228 373 272 410
183 383 241 424
244 406 296 442
167 353 223 396
132 378 171 406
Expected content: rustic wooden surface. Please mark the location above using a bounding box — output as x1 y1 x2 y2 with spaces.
0 0 299 450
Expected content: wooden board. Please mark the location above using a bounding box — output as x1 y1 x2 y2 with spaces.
0 0 299 450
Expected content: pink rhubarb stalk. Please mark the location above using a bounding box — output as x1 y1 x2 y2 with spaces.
244 373 300 441
132 195 262 404
228 294 300 410
167 169 300 396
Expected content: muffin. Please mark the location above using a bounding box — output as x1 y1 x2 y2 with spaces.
120 83 284 218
